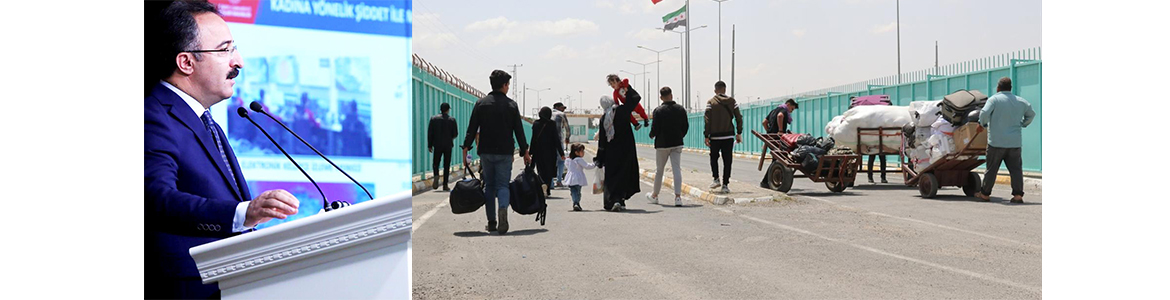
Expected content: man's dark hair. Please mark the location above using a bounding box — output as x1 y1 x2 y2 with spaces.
146 0 220 95
490 70 512 91
785 98 798 109
660 86 672 97
606 74 620 84
440 102 450 112
553 102 564 109
997 77 1012 92
714 81 727 90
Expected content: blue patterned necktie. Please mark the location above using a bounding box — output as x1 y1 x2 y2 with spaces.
201 111 239 193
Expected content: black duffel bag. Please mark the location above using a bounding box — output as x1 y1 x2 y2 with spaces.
509 164 548 225
449 165 485 214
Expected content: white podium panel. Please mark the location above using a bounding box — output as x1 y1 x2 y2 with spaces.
190 191 412 299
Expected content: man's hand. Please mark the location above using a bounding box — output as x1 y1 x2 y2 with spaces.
427 146 432 153
462 148 471 166
244 189 300 228
705 138 711 147
736 134 742 143
524 153 532 165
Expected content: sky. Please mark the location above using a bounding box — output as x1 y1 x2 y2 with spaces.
413 0 1041 115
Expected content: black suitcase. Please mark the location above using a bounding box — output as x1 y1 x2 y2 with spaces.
449 167 485 214
509 164 548 225
939 90 988 126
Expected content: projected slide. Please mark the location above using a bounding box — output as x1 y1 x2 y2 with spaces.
208 0 411 229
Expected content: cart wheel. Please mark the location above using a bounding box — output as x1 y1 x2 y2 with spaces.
826 181 847 193
918 173 939 198
962 172 982 197
767 162 794 193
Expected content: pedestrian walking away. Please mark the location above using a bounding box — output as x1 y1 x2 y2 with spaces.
703 81 743 193
530 106 566 197
562 143 596 211
462 70 530 235
552 102 570 188
646 86 688 207
975 77 1036 204
428 102 458 191
596 75 643 212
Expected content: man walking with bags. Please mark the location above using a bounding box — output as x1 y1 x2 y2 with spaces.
646 87 688 207
975 77 1036 203
704 81 743 193
428 103 458 191
463 70 530 235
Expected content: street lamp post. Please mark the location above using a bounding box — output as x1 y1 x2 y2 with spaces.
658 25 707 111
713 0 730 81
524 87 550 117
637 45 679 109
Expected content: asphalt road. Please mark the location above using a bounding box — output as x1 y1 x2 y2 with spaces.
412 145 1042 299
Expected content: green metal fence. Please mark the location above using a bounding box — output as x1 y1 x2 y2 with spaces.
633 47 1042 173
412 55 533 177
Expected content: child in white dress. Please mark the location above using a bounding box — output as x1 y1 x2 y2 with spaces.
561 143 595 211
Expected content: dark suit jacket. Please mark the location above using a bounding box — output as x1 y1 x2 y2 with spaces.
145 82 251 299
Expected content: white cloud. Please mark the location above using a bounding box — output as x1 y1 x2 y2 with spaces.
791 29 806 38
543 45 580 60
465 17 599 47
871 22 898 34
594 0 616 9
628 28 673 41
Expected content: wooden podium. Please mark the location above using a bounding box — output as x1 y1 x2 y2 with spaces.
190 191 412 299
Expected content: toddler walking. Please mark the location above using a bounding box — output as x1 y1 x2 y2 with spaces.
561 143 596 211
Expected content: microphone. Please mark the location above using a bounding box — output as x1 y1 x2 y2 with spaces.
249 101 372 206
237 107 334 212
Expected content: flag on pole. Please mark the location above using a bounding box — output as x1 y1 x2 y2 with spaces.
662 5 686 31
651 0 664 4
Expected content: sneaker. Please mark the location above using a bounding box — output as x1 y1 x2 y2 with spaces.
573 204 582 211
432 180 439 190
868 178 875 184
485 221 498 232
710 179 721 189
645 193 658 204
1010 196 1024 204
881 178 888 184
674 196 682 207
612 203 624 212
442 185 450 191
497 209 509 235
720 186 730 194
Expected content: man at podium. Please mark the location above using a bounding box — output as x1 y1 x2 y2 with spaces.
145 1 300 298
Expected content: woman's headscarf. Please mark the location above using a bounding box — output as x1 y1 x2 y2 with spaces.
539 106 552 120
600 96 616 142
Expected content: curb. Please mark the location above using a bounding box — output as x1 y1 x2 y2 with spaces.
589 146 778 205
411 164 477 195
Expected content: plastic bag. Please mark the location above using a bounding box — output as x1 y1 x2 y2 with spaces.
592 167 605 194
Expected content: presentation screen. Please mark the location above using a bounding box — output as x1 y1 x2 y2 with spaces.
209 0 412 229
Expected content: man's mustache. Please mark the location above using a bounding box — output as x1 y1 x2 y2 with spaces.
227 67 241 80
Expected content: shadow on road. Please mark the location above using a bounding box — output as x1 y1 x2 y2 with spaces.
453 228 550 237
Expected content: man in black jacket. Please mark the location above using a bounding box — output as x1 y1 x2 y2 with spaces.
462 70 530 235
646 87 688 207
428 102 458 191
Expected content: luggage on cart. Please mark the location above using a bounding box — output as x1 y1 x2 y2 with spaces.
851 95 892 107
939 90 988 125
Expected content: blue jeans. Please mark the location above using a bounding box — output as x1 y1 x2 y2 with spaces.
480 154 514 222
569 185 582 205
556 156 565 185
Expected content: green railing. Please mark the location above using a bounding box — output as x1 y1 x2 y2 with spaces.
412 55 533 177
633 47 1042 172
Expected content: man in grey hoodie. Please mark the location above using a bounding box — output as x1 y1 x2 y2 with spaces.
703 81 743 193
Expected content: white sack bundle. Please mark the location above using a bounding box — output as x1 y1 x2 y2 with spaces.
826 105 914 154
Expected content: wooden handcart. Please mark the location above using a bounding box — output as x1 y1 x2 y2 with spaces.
753 130 861 193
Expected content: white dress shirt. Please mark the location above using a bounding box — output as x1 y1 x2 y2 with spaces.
160 80 253 233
